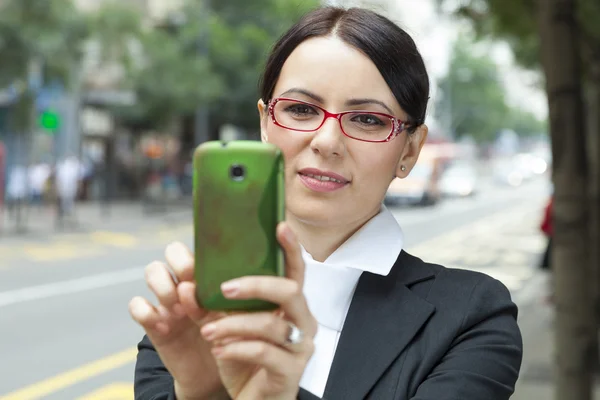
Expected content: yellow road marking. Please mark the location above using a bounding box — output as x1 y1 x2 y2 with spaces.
90 231 139 248
77 383 133 400
22 242 101 262
0 347 137 400
157 224 192 242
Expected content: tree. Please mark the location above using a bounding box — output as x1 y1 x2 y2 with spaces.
537 1 592 397
436 34 546 142
0 0 88 131
206 0 321 137
438 0 600 398
505 107 547 137
87 0 320 138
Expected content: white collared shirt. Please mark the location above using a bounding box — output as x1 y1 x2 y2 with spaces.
299 205 404 397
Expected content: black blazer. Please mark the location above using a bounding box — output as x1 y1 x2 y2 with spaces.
134 251 523 400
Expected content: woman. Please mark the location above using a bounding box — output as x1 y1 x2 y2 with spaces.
130 6 523 400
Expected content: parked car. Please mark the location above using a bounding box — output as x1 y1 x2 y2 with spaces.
385 158 442 206
439 161 479 197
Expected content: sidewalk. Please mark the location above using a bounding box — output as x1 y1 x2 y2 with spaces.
512 286 556 399
512 276 600 399
0 199 193 241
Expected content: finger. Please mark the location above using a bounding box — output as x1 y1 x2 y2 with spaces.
212 340 310 373
145 261 183 313
276 222 305 287
178 281 227 326
200 312 306 352
220 277 316 336
165 241 195 282
128 296 170 336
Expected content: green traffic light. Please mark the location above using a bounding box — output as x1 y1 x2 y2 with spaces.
39 110 60 132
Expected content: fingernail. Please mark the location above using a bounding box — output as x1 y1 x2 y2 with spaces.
211 346 224 357
221 280 240 297
201 323 216 340
168 242 192 263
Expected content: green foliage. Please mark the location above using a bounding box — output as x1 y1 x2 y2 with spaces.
84 1 143 69
446 0 539 70
95 0 320 132
440 0 600 72
436 36 509 142
436 35 546 142
505 107 547 137
0 0 88 133
116 26 224 129
205 0 320 132
0 0 88 88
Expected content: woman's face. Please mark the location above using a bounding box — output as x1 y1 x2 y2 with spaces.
258 36 427 229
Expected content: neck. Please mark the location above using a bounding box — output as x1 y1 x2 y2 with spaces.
286 205 381 262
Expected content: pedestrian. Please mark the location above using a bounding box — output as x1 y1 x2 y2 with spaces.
6 164 27 229
540 195 554 304
540 195 553 269
28 162 51 209
129 6 522 400
55 155 82 229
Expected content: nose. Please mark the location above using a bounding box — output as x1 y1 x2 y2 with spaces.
309 116 346 158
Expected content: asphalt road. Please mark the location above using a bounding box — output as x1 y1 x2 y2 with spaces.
0 177 551 400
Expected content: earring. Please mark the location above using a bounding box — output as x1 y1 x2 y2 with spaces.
401 165 406 171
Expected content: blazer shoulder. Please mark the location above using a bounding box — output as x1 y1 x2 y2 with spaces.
399 250 516 313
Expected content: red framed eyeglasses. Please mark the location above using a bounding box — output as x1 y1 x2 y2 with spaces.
267 97 409 143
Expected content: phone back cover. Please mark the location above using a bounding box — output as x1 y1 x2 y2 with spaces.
193 141 285 311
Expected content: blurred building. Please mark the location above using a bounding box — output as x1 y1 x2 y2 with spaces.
73 0 188 201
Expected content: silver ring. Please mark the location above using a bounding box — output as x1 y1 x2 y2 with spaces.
285 321 304 346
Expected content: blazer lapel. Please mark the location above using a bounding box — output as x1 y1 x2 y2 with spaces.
323 252 436 399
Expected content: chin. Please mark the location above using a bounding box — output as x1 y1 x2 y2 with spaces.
287 197 347 227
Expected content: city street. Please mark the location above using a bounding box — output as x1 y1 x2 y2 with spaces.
0 177 551 400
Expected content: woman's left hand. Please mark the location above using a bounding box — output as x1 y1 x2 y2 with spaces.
200 222 318 400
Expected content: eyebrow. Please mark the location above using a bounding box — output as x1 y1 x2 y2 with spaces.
280 88 325 103
345 98 394 115
279 88 395 115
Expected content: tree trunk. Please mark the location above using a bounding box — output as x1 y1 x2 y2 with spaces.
588 61 600 363
536 0 592 399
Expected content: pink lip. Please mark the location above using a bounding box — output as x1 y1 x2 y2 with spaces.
297 168 350 193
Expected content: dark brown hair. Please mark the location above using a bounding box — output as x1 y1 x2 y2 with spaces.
259 6 430 132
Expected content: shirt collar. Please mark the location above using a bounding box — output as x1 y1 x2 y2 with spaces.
301 204 404 276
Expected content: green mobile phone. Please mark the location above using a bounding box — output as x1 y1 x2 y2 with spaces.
193 140 285 311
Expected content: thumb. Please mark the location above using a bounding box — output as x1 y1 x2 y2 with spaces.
276 222 305 287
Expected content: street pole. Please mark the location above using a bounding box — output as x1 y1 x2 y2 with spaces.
194 0 211 146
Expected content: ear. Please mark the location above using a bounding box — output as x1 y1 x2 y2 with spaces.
396 124 428 178
257 99 269 143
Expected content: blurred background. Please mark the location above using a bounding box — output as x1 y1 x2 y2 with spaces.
0 0 597 399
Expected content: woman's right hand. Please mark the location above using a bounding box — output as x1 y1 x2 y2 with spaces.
129 242 227 400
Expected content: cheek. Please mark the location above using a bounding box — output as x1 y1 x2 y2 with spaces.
352 144 402 186
266 126 305 164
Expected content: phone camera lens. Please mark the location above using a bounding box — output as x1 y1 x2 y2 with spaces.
230 165 245 181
